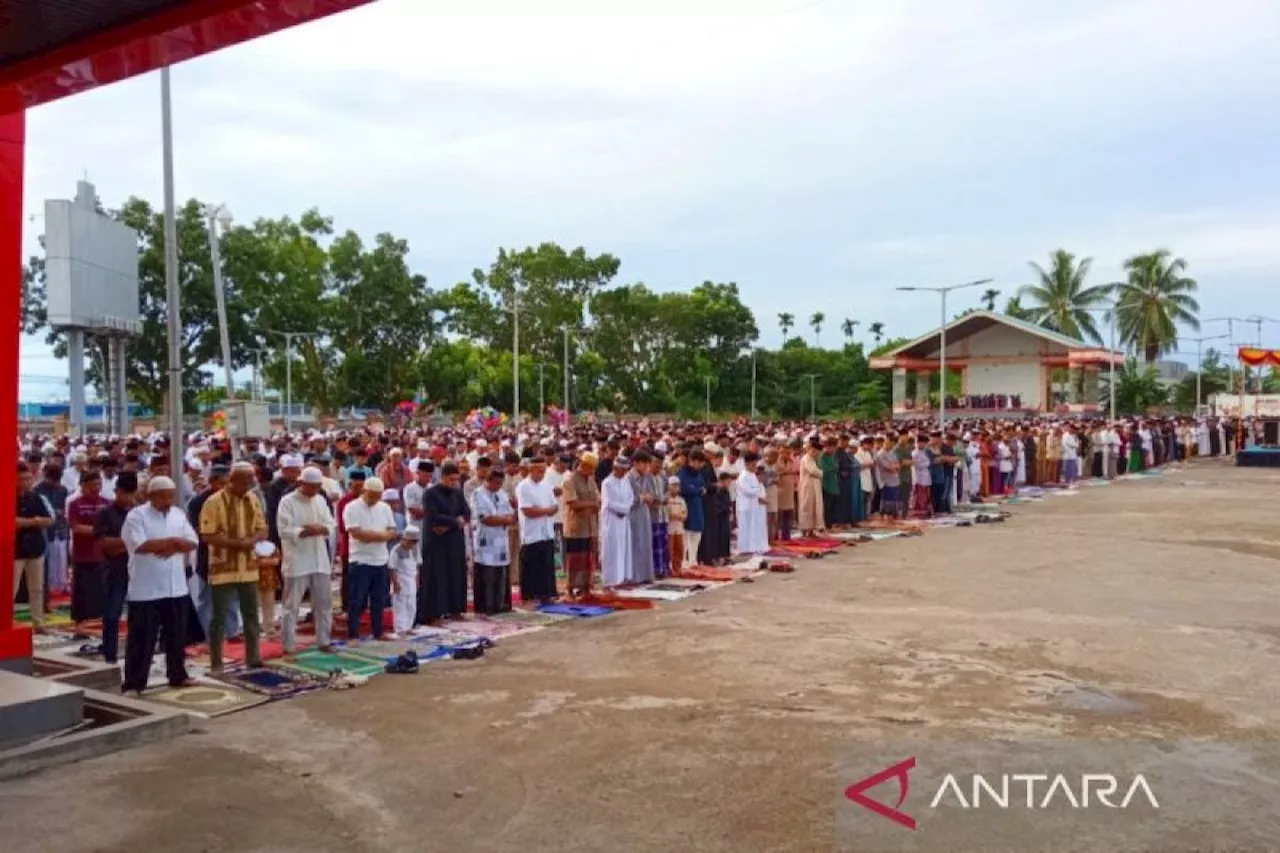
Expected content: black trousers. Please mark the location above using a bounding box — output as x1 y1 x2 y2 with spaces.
123 596 188 692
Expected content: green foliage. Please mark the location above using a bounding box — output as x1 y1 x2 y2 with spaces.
1111 358 1168 414
1018 249 1112 344
1170 347 1231 411
1113 250 1200 362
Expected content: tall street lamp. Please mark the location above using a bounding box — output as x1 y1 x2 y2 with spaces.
1178 334 1229 411
160 67 183 482
895 278 992 427
266 329 318 435
803 373 820 421
203 202 236 458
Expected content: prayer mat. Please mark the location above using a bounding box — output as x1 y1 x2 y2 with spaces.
407 627 487 647
613 586 693 601
212 666 327 698
574 592 655 610
676 566 740 582
656 578 730 590
536 603 615 619
143 683 269 717
860 531 904 541
32 629 82 651
782 537 845 550
275 649 386 679
492 609 578 627
147 659 211 689
440 618 541 640
345 638 440 662
17 605 73 627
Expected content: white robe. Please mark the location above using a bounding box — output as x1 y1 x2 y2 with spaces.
600 474 634 587
967 444 982 495
735 470 768 554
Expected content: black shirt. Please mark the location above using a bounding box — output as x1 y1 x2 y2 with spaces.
16 491 50 559
93 503 131 584
266 477 297 546
188 489 215 579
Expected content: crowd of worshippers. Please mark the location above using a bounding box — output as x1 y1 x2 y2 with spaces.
14 416 1244 694
901 393 1024 411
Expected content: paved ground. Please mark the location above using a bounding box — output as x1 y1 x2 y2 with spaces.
2 458 1278 852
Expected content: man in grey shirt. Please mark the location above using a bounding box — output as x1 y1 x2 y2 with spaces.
873 434 903 519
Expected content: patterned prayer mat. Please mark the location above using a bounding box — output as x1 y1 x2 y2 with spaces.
212 666 327 698
492 609 578 627
16 605 73 627
407 627 489 647
142 683 269 717
613 586 693 601
274 649 386 679
573 593 655 610
343 639 433 662
440 618 542 640
657 578 731 590
146 659 210 689
31 629 83 651
536 603 615 619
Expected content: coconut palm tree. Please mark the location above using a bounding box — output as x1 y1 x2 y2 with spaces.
981 288 1001 311
840 317 859 342
1017 249 1112 344
1113 249 1200 362
778 312 795 340
810 312 825 347
868 322 885 345
1112 357 1168 414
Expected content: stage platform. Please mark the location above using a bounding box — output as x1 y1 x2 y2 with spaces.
1237 447 1280 467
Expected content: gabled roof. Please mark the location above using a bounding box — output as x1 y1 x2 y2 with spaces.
879 310 1094 360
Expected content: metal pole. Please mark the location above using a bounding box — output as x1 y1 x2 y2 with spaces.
751 350 757 417
810 375 817 420
563 325 571 423
1109 311 1117 418
538 363 545 423
938 289 947 428
512 289 520 427
705 376 711 423
1196 338 1203 411
284 334 293 435
206 210 238 462
161 66 183 482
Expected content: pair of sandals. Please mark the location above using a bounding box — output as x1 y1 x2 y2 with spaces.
326 669 369 689
451 637 494 660
384 650 420 674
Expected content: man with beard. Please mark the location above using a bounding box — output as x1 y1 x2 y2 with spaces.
419 462 470 625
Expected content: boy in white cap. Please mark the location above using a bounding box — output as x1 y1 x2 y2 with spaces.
389 525 421 635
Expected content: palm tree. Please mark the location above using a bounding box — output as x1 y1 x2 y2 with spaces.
1003 296 1033 321
810 312 825 347
778 312 795 340
1113 250 1200 362
840 317 859 342
868 322 885 345
1017 249 1112 344
981 288 1001 311
1112 358 1168 414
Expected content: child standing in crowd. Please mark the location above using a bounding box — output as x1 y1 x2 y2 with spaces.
665 477 687 576
389 525 421 636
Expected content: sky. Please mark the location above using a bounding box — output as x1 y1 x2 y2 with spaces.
19 0 1280 400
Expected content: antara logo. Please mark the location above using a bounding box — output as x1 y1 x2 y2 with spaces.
845 758 1160 830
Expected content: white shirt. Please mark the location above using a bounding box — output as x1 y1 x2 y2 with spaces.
543 468 566 525
516 477 557 545
997 442 1014 473
389 542 420 578
403 481 428 523
472 486 513 566
122 503 198 602
1061 433 1079 462
342 499 396 567
277 490 336 578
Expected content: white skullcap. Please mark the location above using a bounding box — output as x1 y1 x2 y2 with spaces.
417 440 430 450
383 488 401 502
402 525 421 539
475 439 487 447
147 476 176 492
300 467 324 484
364 476 385 493
188 459 205 473
281 454 304 468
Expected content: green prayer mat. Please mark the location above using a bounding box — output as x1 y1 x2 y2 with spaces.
275 649 385 679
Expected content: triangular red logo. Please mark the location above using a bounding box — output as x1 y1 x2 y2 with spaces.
844 757 917 830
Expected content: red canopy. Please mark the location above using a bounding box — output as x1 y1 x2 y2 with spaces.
1238 348 1280 368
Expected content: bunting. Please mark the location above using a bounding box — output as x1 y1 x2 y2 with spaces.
1238 348 1280 367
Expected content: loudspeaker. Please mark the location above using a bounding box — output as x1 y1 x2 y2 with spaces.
1264 420 1279 445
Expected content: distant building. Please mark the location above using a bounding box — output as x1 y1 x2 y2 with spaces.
1154 360 1189 388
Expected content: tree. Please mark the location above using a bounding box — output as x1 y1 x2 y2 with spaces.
1114 250 1200 362
1003 296 1034 321
981 288 1001 311
1171 347 1231 411
778 312 795 341
1112 358 1168 414
868 322 885 345
809 312 825 348
841 317 859 342
1018 250 1112 344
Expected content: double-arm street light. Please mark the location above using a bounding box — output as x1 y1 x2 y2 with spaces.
895 278 993 427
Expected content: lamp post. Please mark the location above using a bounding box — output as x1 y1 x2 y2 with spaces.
705 376 712 423
750 349 757 418
537 363 546 423
266 329 318 435
803 373 820 421
895 278 992 427
202 203 237 459
160 66 183 482
562 325 571 423
1176 334 1229 411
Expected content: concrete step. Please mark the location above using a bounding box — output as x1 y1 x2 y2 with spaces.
0 669 84 749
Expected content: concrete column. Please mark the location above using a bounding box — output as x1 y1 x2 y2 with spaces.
915 371 931 408
1082 367 1100 407
891 367 907 411
67 328 86 436
114 338 130 435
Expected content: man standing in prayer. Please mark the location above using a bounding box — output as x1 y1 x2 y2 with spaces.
120 476 198 694
854 437 875 522
697 446 723 565
200 461 268 671
600 455 635 587
1061 425 1081 485
761 447 780 543
834 435 855 527
562 454 601 597
342 476 397 639
516 457 560 604
874 435 902 519
472 468 515 616
775 443 796 541
420 463 470 624
676 450 707 567
93 472 137 664
910 437 934 517
819 439 840 529
625 452 658 584
665 476 688 574
67 470 110 629
798 441 825 535
389 526 421 634
735 452 769 554
276 466 336 655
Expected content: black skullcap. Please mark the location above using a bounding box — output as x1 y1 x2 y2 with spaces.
79 470 101 484
349 469 368 482
115 472 139 493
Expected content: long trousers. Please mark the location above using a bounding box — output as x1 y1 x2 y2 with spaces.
122 596 187 692
211 581 261 669
282 573 332 652
347 562 388 639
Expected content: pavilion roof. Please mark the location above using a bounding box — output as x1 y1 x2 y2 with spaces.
880 310 1096 360
0 0 191 71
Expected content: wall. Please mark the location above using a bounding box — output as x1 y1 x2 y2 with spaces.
964 362 1043 407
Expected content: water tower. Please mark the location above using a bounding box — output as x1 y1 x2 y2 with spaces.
44 181 141 436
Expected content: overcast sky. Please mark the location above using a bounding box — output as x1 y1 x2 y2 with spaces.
19 0 1280 399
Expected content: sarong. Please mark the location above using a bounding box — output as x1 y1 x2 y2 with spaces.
652 522 670 578
519 540 557 601
473 563 511 616
564 536 597 595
